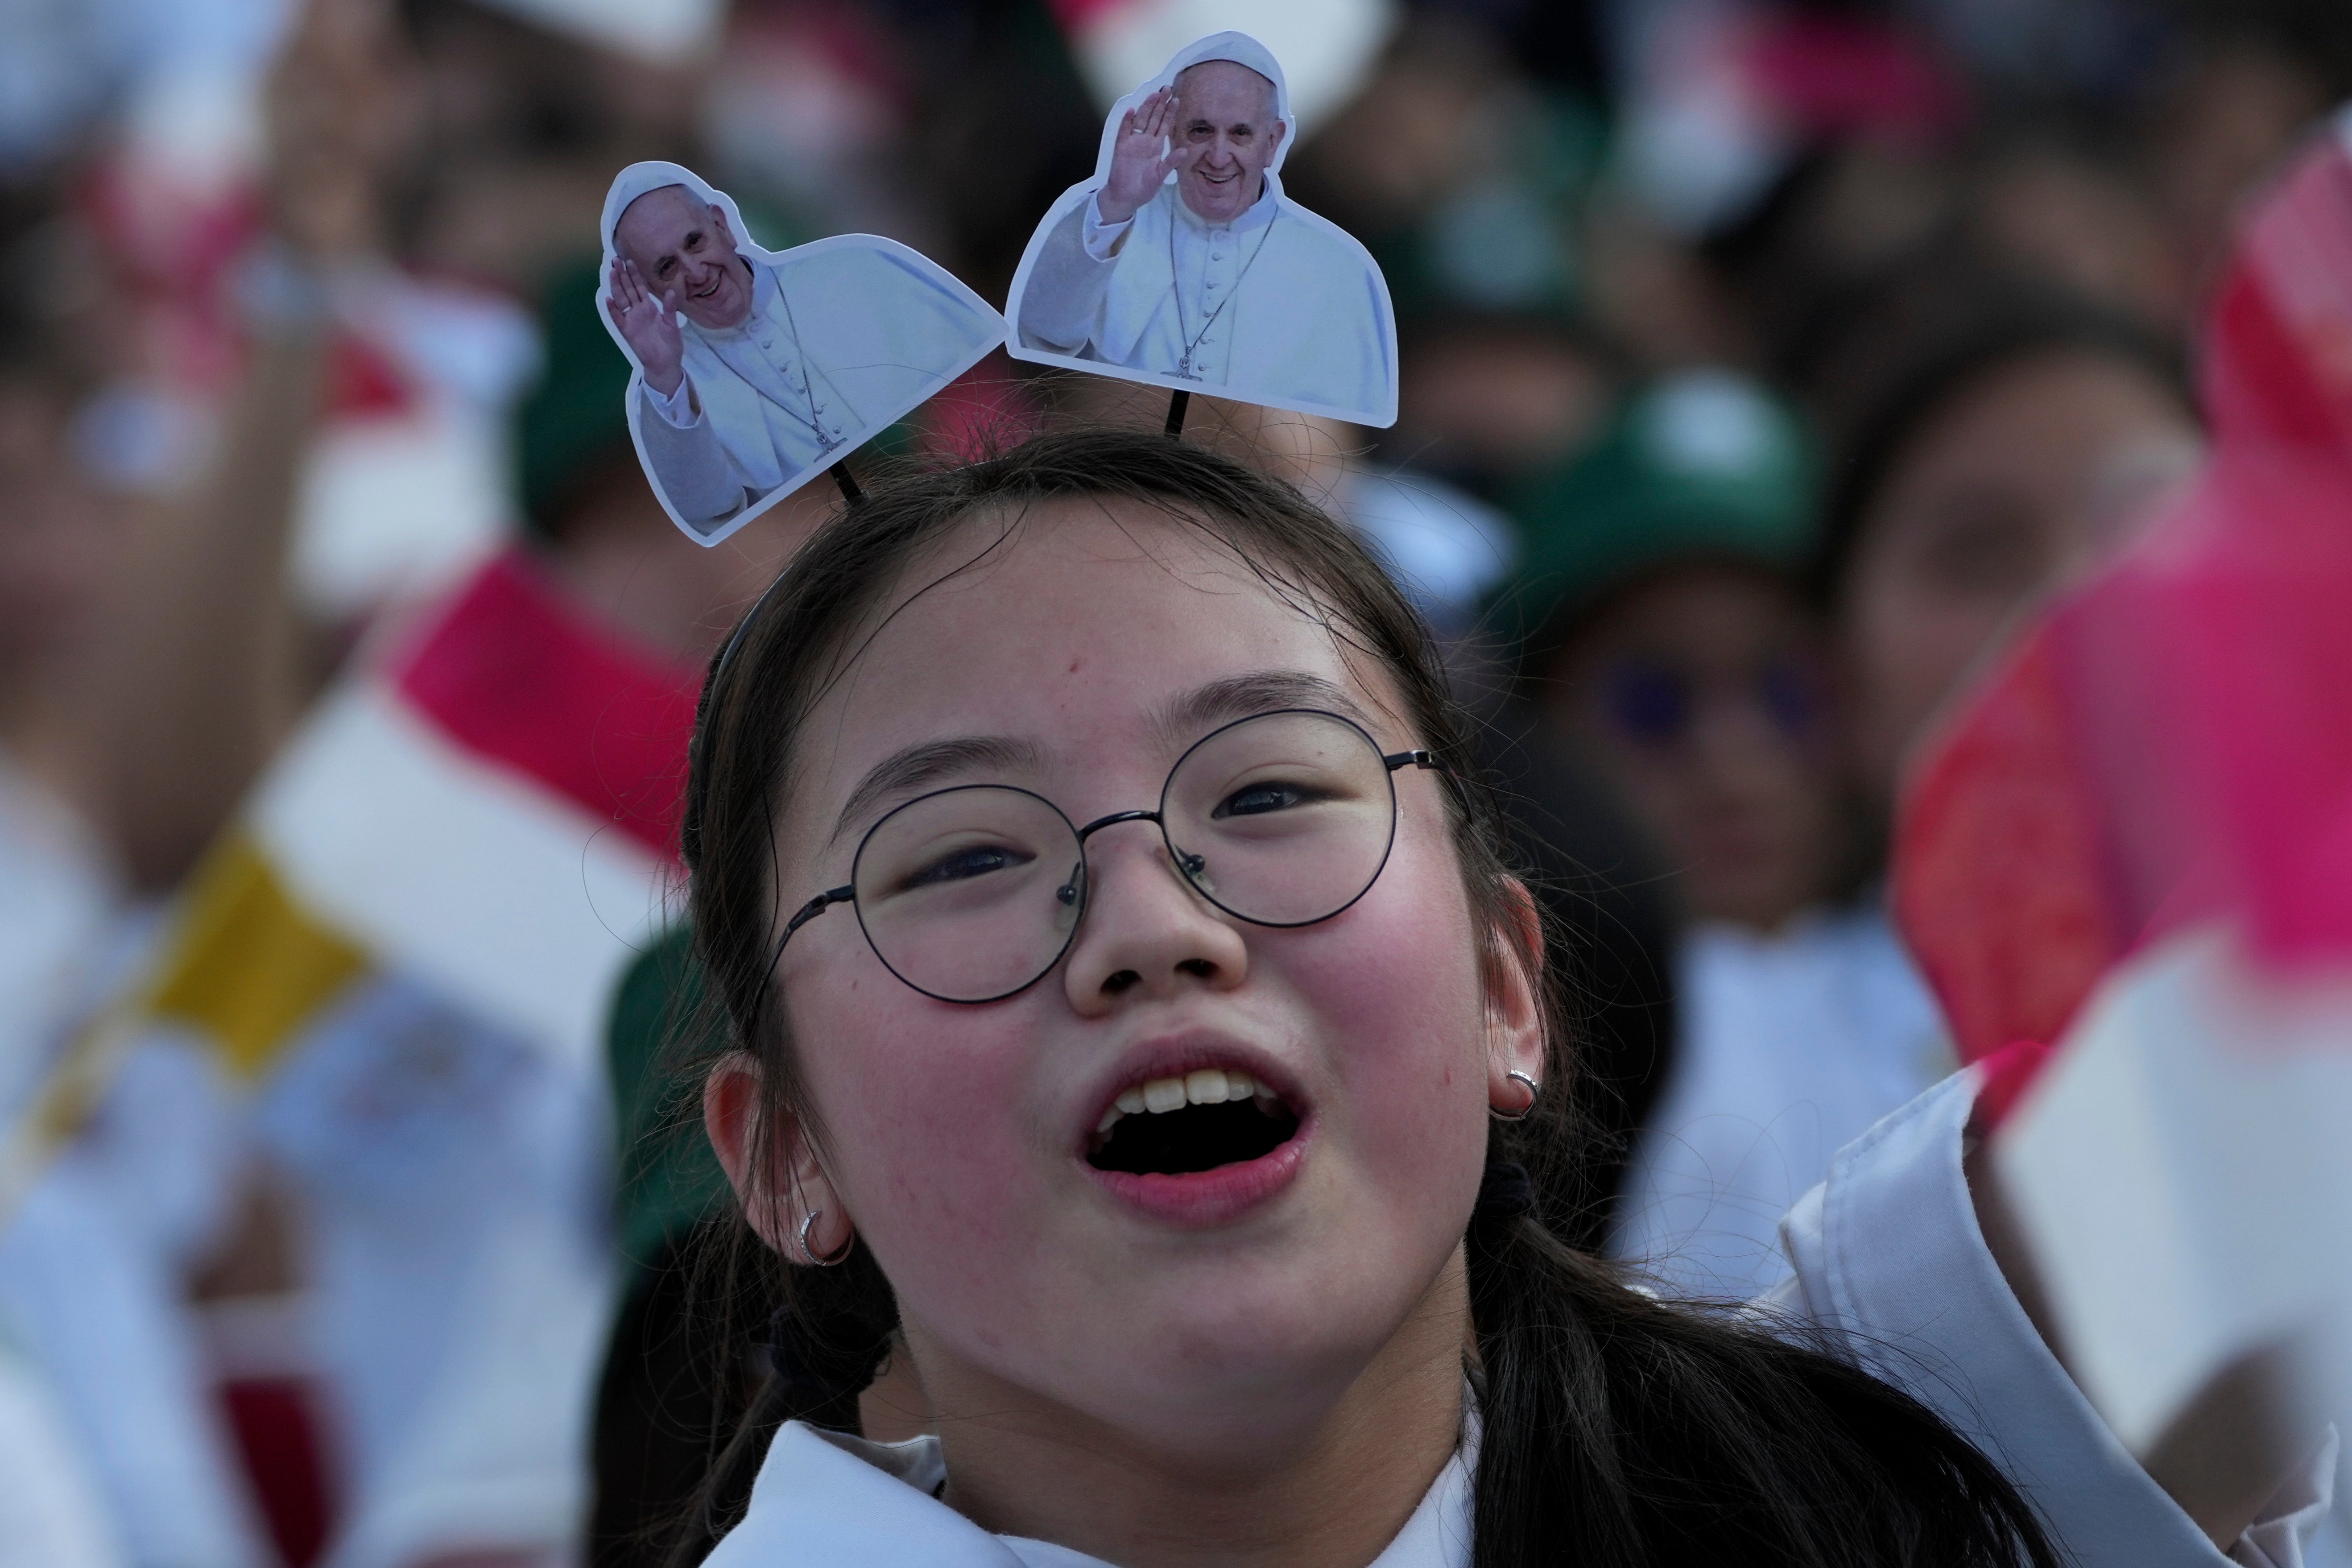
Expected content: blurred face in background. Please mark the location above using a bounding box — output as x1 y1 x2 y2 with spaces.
1839 347 2200 804
615 185 753 331
1172 62 1285 225
546 446 829 666
404 0 702 292
1544 565 1839 931
0 384 117 696
1392 325 1611 490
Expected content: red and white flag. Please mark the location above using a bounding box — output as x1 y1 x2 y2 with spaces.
0 548 699 1565
1894 112 2352 1452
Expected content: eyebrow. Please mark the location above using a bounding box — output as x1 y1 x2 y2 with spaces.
1153 670 1374 749
826 671 1376 848
829 735 1046 848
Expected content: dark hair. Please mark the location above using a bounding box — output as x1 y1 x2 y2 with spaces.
670 426 2060 1567
1804 267 2190 611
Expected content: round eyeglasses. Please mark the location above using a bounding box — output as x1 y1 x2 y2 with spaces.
778 708 1445 1003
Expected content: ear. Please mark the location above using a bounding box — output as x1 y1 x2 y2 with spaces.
703 1051 851 1262
1266 117 1288 157
1484 877 1549 1113
707 201 736 242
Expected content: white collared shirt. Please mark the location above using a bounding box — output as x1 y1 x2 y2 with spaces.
709 1416 1473 1568
1613 902 1955 1301
1079 181 1278 386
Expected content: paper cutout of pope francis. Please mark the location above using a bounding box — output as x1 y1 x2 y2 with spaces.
1006 33 1398 428
599 162 1004 545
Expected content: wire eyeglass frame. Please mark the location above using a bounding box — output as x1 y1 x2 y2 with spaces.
774 707 1446 1004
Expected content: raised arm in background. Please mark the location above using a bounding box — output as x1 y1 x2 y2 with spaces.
60 0 409 891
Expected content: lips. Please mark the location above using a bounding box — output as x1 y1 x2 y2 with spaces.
1079 1041 1310 1227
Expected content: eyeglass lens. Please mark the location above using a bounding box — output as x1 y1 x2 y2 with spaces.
847 711 1400 1002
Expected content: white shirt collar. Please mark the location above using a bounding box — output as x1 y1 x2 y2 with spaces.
1170 171 1280 235
712 1410 1475 1568
1000 1430 1472 1568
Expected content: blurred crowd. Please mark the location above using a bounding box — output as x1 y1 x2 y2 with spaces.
0 0 2345 1564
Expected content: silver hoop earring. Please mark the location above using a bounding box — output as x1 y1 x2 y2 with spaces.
795 1208 853 1266
1492 1069 1541 1122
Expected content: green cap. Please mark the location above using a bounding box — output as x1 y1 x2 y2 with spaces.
1496 369 1816 650
514 253 636 538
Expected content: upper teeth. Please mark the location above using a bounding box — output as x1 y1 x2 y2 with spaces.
1096 1069 1275 1134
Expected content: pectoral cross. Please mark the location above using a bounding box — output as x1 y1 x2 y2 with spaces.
1173 354 1203 381
810 402 846 457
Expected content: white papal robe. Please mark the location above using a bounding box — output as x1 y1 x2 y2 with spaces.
1017 175 1394 424
637 247 1000 531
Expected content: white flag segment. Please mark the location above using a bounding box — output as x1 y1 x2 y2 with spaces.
1058 0 1398 129
1993 924 2352 1454
248 679 670 1078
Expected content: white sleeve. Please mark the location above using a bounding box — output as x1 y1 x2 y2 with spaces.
0 1339 126 1568
1080 192 1133 261
0 1154 270 1568
634 380 750 532
642 373 699 428
1764 1071 2338 1566
1017 201 1119 358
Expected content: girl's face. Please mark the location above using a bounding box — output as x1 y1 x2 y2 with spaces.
1546 566 1839 932
1841 348 2199 804
738 501 1540 1462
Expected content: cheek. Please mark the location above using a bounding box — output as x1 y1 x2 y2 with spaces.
1852 555 1992 710
785 973 1050 1267
1278 825 1495 1197
1870 589 2006 717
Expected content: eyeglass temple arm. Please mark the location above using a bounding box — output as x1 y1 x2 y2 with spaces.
781 885 855 946
1384 749 1443 772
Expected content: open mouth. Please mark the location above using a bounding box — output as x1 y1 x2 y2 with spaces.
1087 1068 1302 1177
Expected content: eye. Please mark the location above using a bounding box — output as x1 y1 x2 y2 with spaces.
1213 780 1321 819
901 842 1033 889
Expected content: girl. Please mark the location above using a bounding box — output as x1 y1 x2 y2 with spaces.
1808 272 2199 817
671 428 2319 1565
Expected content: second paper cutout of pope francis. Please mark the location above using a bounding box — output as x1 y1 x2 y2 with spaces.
1007 33 1398 427
599 163 1003 545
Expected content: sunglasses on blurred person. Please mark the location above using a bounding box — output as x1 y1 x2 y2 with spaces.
1591 655 1826 753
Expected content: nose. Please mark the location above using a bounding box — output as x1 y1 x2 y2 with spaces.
1061 819 1248 1014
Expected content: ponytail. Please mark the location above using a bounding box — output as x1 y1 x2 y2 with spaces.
660 1244 899 1567
1464 1158 2060 1568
